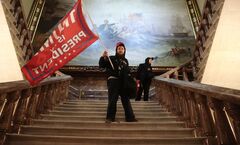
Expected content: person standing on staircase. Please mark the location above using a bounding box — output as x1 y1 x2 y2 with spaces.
135 57 154 101
99 42 137 123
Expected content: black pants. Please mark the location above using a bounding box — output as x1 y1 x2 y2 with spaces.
106 78 135 121
135 79 151 101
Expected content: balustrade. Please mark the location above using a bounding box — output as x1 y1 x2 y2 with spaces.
193 0 224 81
154 77 240 145
1 0 34 65
0 76 72 145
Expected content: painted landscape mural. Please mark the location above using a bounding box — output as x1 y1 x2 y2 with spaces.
34 0 195 66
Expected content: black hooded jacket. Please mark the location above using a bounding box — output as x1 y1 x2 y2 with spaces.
99 55 130 79
99 43 137 99
99 43 130 79
136 57 154 81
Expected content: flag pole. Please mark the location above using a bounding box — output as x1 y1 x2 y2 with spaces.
81 0 115 70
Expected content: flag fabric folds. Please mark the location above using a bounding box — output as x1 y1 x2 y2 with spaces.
21 0 98 85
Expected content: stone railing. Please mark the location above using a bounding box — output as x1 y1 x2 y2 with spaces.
1 0 34 65
0 75 72 145
153 77 240 145
159 60 194 81
193 0 225 81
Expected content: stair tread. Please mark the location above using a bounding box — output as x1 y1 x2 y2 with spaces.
48 111 173 117
51 109 168 113
6 98 204 145
66 100 157 102
20 126 195 138
49 110 171 114
64 101 159 105
21 125 194 131
40 114 177 118
57 105 164 108
55 106 165 109
32 119 185 124
7 133 205 140
53 107 168 112
31 119 186 129
6 135 205 145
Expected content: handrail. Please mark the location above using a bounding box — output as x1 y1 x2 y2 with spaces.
185 0 201 38
55 71 81 99
55 70 66 76
155 77 240 104
192 0 225 81
1 0 34 64
26 0 39 27
0 75 71 94
0 75 72 145
159 58 193 81
164 0 225 82
159 66 180 78
27 0 46 42
153 77 240 145
69 85 82 99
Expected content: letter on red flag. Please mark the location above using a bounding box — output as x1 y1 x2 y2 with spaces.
21 0 98 85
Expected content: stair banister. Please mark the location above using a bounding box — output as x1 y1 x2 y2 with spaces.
55 71 81 99
159 59 194 81
153 77 240 145
0 75 72 145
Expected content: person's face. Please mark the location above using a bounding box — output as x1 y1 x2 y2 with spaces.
149 58 153 64
117 46 125 55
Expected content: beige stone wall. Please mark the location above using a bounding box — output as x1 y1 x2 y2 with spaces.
0 4 23 83
201 0 240 90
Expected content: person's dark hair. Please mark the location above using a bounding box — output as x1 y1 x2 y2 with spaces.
145 57 154 64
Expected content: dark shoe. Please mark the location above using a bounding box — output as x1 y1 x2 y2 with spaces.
135 98 141 101
126 118 138 122
105 119 112 124
105 119 115 124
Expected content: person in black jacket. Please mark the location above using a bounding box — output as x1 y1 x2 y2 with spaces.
135 57 154 101
99 42 137 123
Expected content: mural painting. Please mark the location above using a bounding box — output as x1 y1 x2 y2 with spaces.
33 0 195 66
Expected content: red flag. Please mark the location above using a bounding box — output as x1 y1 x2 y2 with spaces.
21 0 98 85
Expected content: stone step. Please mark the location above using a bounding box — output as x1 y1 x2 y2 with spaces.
80 95 108 99
81 95 155 99
65 100 158 104
58 103 163 108
82 94 155 98
48 110 173 117
53 106 167 112
5 93 204 145
40 114 178 122
31 119 186 129
49 109 168 114
83 90 108 95
20 126 195 138
6 134 205 145
81 88 155 96
56 105 165 110
80 95 155 100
